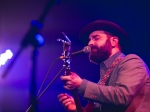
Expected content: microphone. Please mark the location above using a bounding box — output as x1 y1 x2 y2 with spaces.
72 46 91 55
59 46 91 59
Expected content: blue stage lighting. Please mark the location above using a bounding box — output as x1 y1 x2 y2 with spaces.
35 34 44 46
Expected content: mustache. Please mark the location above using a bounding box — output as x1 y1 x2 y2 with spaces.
90 46 99 52
90 45 98 50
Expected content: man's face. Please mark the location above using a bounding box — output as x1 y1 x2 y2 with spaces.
88 30 112 64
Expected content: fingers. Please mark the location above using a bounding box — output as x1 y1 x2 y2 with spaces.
66 81 72 85
60 72 77 81
63 85 75 90
63 84 80 90
70 72 78 79
58 93 74 108
58 93 76 111
58 93 72 102
60 72 82 90
58 93 65 98
58 94 68 102
62 98 72 107
60 76 71 81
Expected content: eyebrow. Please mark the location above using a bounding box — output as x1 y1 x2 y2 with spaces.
92 35 99 38
89 34 100 39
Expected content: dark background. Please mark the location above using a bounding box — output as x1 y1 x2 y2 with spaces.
0 0 150 112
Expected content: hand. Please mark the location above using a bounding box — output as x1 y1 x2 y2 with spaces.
58 93 76 111
60 72 83 90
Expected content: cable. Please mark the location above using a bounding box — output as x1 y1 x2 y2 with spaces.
36 66 65 100
26 62 65 112
36 57 60 98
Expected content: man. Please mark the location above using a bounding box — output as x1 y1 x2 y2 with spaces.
58 20 150 112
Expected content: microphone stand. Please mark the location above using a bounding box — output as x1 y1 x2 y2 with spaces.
29 47 38 112
2 0 57 112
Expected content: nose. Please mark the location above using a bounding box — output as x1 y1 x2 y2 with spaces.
88 40 94 46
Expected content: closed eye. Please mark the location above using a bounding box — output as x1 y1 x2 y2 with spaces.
92 35 100 40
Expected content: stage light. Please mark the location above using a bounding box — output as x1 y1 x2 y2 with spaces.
35 34 44 46
0 49 13 67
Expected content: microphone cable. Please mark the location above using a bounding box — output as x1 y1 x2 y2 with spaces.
36 57 60 98
26 56 65 112
36 65 65 100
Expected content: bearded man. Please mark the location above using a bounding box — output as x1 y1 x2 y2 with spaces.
58 20 150 112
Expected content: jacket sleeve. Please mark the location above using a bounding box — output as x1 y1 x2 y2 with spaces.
78 54 150 106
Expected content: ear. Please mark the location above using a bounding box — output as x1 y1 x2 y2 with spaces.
110 36 119 47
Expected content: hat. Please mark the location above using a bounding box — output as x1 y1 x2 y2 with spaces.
79 20 130 52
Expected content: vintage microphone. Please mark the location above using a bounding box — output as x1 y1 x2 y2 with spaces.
57 32 90 112
59 45 91 59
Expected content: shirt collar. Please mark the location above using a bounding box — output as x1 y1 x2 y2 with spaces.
102 52 122 69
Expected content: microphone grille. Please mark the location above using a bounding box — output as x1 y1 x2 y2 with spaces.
83 46 91 53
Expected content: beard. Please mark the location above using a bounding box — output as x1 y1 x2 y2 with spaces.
89 39 112 64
